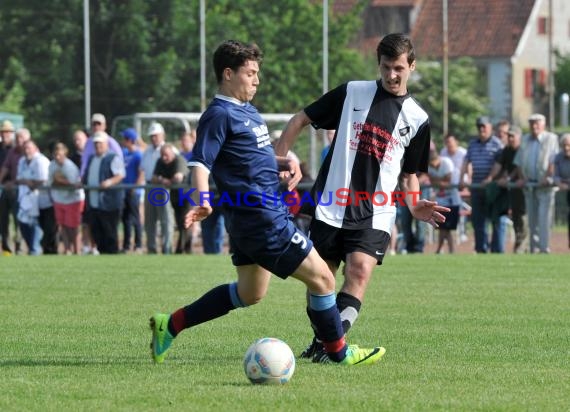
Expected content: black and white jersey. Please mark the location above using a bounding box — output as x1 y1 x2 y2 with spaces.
304 80 430 232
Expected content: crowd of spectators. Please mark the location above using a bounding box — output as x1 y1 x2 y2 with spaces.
0 114 222 256
0 112 569 256
393 113 569 255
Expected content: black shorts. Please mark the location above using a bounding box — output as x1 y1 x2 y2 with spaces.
437 205 459 230
308 219 391 267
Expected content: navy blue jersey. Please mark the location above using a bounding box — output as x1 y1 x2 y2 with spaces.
189 94 290 234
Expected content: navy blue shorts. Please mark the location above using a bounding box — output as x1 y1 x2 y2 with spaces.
308 219 391 267
229 221 313 279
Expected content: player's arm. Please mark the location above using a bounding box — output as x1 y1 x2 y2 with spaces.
185 164 213 228
275 111 312 157
275 111 311 189
400 172 449 228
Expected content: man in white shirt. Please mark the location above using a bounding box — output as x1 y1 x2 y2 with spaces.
140 122 173 254
15 140 50 255
513 113 559 253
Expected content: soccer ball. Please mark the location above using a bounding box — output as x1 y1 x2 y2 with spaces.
243 337 295 385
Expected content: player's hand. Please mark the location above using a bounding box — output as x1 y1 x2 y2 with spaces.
411 199 450 228
184 205 213 229
279 159 302 191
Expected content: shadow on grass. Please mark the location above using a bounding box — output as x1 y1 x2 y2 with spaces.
1 356 148 367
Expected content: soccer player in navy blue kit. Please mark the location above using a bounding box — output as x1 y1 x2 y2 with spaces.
275 33 450 362
149 40 383 366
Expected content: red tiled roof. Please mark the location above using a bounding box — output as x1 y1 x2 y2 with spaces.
410 0 535 58
371 0 421 6
332 0 359 14
333 0 422 14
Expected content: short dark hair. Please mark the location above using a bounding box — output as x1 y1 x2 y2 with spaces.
377 33 415 65
213 40 263 84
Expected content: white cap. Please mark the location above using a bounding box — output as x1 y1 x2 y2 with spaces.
528 113 546 122
92 131 109 143
147 122 165 136
91 113 106 124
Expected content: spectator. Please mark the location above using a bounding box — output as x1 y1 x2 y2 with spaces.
551 133 570 248
70 129 88 169
440 133 468 243
495 119 510 146
0 121 20 255
141 122 173 254
15 140 49 255
399 171 430 254
428 148 461 254
200 172 226 254
81 114 123 255
441 134 466 184
0 120 14 164
48 142 85 255
0 120 18 256
69 129 90 254
513 113 559 254
491 125 527 253
152 143 192 254
179 130 196 162
461 116 504 253
83 131 125 254
120 128 144 254
37 148 57 255
80 114 124 176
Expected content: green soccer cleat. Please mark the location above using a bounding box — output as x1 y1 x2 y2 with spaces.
149 313 174 364
340 344 386 365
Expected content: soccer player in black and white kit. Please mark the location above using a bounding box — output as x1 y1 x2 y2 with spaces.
149 40 384 366
276 33 450 362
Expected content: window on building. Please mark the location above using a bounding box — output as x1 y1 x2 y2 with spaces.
537 17 548 35
524 68 547 98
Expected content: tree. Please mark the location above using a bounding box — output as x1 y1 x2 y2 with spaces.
0 0 370 153
0 57 26 114
0 0 85 140
412 57 488 146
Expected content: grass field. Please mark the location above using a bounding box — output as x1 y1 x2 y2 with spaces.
1 254 569 411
